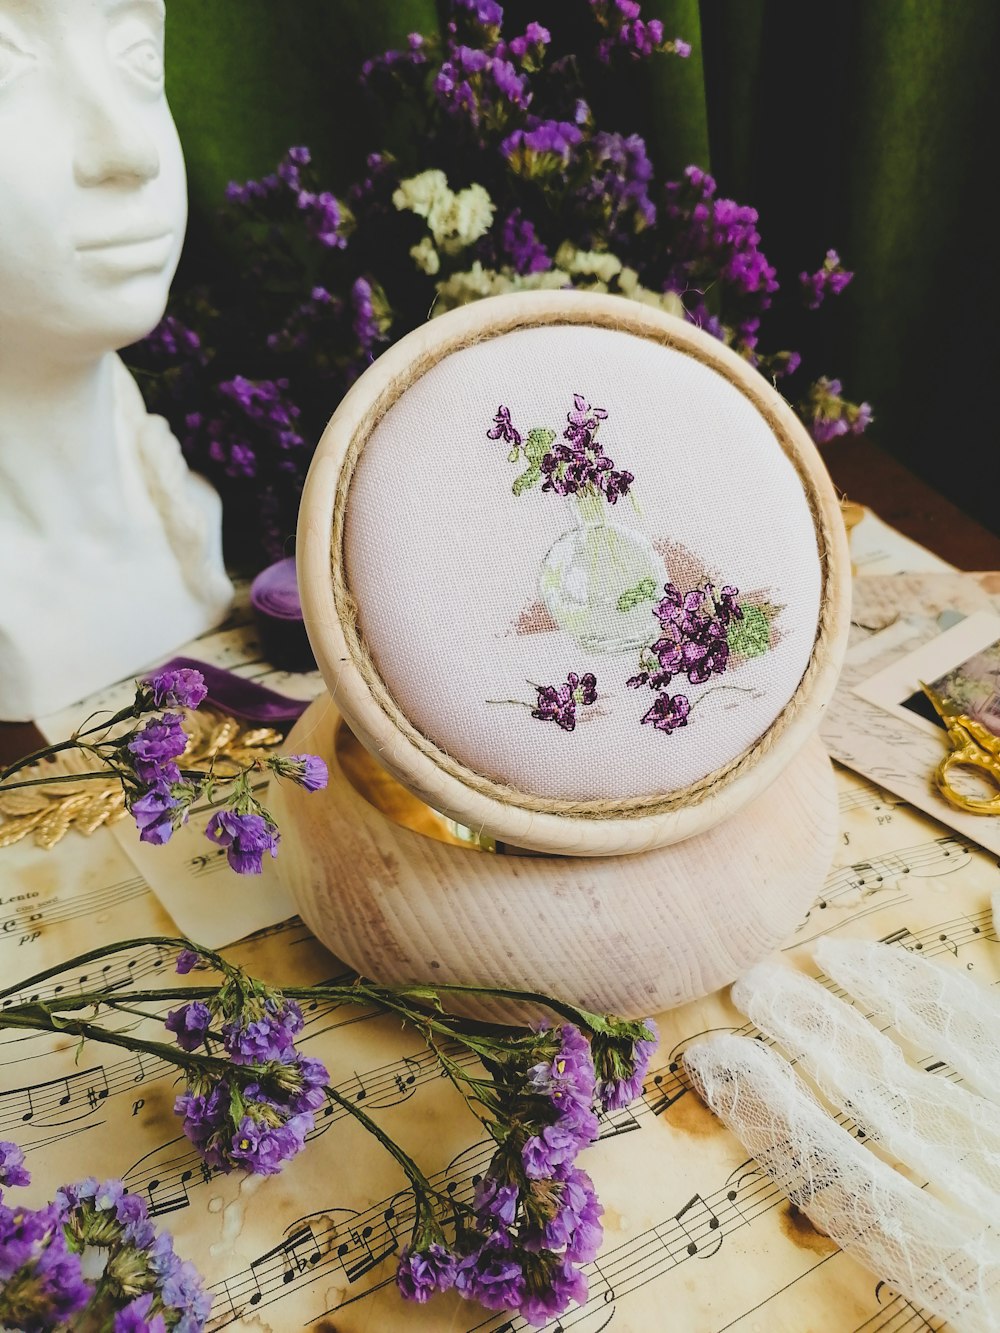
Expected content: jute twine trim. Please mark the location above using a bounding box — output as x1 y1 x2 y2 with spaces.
331 305 838 820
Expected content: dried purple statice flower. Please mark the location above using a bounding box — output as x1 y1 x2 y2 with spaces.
129 782 187 847
146 667 208 711
396 1021 612 1325
0 1158 211 1331
164 1000 213 1054
0 1139 30 1191
800 249 854 309
395 1243 458 1302
205 810 280 875
266 753 329 792
501 209 552 274
802 376 873 446
0 1195 92 1331
127 714 188 785
592 1017 659 1110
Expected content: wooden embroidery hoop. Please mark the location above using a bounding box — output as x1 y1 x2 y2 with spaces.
273 291 851 1021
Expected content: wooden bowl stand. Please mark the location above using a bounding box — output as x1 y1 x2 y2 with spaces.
272 697 837 1025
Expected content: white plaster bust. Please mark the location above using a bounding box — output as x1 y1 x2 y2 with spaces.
0 0 233 721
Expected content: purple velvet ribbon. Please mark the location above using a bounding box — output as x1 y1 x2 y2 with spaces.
149 656 310 725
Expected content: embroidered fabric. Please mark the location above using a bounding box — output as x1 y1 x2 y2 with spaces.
345 323 823 803
685 938 1000 1330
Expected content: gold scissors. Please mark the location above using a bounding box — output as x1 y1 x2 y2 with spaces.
920 682 1000 815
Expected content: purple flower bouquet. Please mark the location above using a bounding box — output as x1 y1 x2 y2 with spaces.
128 0 871 568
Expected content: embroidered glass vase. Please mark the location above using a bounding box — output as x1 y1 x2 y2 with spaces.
539 490 665 654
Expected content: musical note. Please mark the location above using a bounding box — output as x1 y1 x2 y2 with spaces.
1 1067 109 1132
672 1194 723 1258
86 1073 110 1112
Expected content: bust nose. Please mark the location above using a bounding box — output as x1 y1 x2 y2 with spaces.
72 75 160 187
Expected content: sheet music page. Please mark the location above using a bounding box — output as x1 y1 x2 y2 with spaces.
5 757 993 1331
4 537 995 1332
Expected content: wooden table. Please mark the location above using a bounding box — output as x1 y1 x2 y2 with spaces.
2 438 997 771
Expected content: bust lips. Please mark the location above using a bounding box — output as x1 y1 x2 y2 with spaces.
75 227 176 274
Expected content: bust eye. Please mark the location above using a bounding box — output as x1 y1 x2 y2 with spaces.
118 35 164 88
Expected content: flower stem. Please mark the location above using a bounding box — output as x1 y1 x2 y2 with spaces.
0 770 122 792
0 738 91 783
0 935 222 1001
688 684 762 712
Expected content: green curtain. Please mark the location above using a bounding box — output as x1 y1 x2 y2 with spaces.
165 0 997 531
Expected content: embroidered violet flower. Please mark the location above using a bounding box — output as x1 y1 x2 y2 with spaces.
0 1139 30 1191
641 693 690 733
487 404 522 447
267 753 329 791
165 1001 213 1053
564 393 609 447
146 667 208 711
532 673 597 732
396 1244 458 1302
630 583 739 700
205 810 280 875
711 584 743 627
126 714 188 786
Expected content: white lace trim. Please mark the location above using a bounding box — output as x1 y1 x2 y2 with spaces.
816 936 1000 1104
684 1035 1000 1331
731 960 1000 1218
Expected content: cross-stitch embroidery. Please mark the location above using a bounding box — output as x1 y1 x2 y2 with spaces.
485 399 780 738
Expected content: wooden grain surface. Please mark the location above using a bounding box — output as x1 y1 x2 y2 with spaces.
270 696 838 1024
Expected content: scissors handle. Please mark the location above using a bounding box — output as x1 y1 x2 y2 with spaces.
936 741 1000 816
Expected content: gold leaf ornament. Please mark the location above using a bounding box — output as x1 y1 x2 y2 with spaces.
0 709 284 850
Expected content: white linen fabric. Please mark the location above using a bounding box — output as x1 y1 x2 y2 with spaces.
345 323 822 802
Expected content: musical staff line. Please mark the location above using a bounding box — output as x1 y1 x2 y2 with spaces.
838 780 901 816
0 874 150 944
123 1044 473 1216
816 836 974 913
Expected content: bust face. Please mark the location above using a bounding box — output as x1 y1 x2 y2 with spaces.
0 0 186 361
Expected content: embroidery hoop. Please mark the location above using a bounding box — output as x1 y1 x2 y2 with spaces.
298 291 850 857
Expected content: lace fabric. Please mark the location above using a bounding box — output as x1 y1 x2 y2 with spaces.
731 961 1000 1218
816 934 1000 1104
684 1036 1000 1331
685 926 1000 1331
